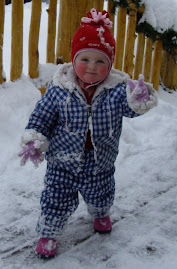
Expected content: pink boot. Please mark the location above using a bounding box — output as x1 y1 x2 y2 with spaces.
36 238 57 259
94 216 112 233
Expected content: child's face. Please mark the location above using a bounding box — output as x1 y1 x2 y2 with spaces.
74 51 109 84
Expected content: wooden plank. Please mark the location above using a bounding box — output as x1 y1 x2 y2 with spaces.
0 0 6 83
143 37 153 82
55 0 97 64
151 36 163 90
46 0 57 63
166 55 175 88
161 50 177 89
114 7 126 70
55 0 63 64
10 0 23 81
55 0 71 63
134 32 145 80
71 0 84 41
123 5 137 77
160 50 168 85
94 0 104 11
172 50 177 88
28 0 42 78
107 0 115 35
86 0 96 13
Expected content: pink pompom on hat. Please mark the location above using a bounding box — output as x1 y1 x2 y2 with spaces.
71 8 116 69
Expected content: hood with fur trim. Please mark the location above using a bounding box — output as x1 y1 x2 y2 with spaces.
52 63 158 115
52 62 129 97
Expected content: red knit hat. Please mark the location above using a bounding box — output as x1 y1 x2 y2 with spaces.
71 8 116 68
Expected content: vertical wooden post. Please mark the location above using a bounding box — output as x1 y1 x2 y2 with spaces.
55 0 96 64
166 55 175 87
172 51 177 88
0 0 6 84
143 37 153 82
160 50 168 85
10 0 23 81
46 0 57 63
86 0 103 13
107 0 115 35
55 0 71 64
114 7 126 70
55 0 63 64
28 0 42 78
161 50 177 89
94 0 104 11
133 32 145 80
123 5 137 78
151 36 163 90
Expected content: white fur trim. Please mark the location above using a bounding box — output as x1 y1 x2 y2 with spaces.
21 129 48 152
53 63 78 93
126 81 158 114
93 68 129 101
52 63 130 102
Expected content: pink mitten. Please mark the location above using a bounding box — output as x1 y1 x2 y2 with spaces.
127 74 149 103
18 141 44 167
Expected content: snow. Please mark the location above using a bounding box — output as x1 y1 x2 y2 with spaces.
141 0 177 32
1 1 177 269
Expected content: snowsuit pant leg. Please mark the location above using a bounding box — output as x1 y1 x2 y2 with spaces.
36 164 79 238
78 149 115 218
79 167 115 218
36 159 115 237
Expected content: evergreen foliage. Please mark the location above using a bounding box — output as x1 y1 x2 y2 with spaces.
107 0 177 57
109 0 143 13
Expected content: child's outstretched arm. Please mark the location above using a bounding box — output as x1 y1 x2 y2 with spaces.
18 84 58 167
126 74 158 114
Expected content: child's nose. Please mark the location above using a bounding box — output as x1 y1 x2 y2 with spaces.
88 60 96 69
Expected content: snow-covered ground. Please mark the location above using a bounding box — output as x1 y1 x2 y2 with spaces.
1 2 177 269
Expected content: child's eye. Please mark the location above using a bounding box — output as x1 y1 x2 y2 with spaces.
81 58 89 62
97 60 104 64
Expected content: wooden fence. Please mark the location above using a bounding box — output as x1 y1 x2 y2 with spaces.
0 0 176 90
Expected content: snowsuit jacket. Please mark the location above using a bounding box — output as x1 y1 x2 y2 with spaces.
24 63 158 175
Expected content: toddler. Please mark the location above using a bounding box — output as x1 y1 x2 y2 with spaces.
18 8 158 258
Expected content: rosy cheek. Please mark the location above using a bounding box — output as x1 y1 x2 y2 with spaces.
75 62 87 77
98 65 109 77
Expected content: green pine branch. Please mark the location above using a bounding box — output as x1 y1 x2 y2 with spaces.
107 0 177 58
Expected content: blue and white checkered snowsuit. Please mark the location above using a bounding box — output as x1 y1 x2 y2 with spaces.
26 63 140 237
